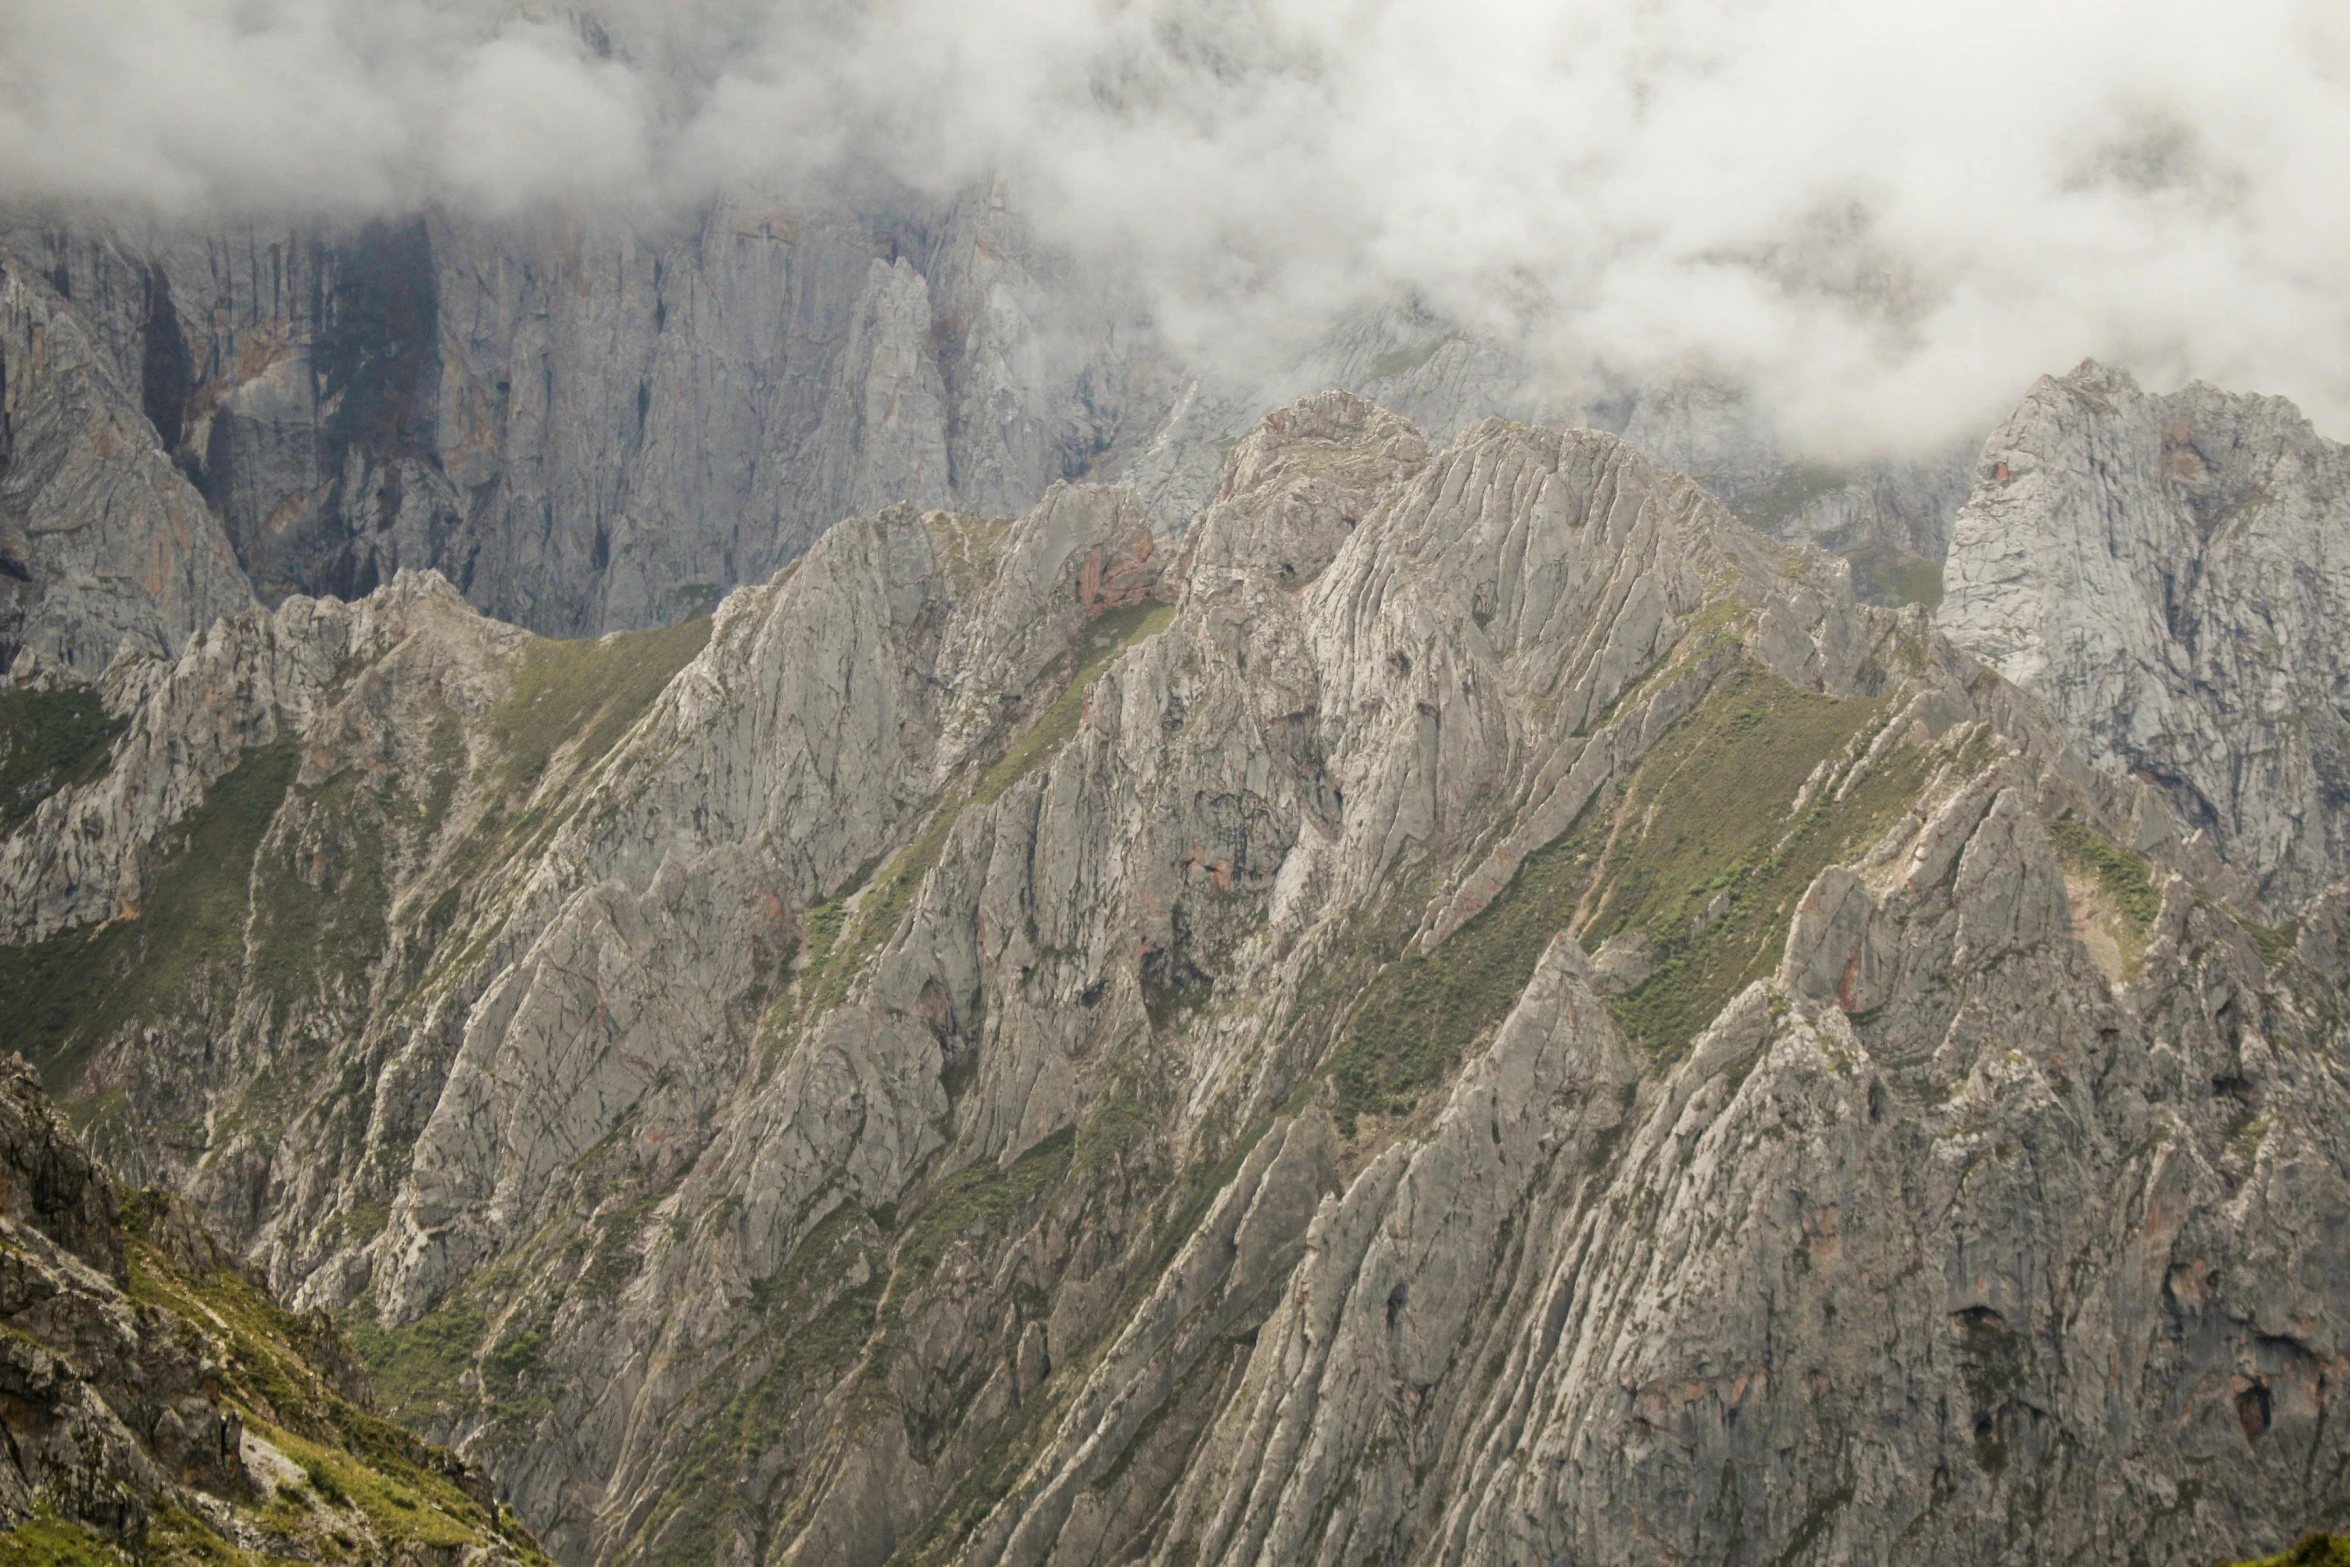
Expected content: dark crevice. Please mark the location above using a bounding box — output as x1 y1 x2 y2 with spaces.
140 261 193 454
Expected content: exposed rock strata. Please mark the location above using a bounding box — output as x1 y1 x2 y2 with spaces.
1941 360 2350 913
2 188 1170 647
2 390 2346 1567
0 260 254 679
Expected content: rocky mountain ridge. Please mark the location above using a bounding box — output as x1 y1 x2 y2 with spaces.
5 382 2349 1564
0 195 1980 689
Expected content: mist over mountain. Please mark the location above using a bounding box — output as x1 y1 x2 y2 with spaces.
9 7 2350 1567
6 0 2349 454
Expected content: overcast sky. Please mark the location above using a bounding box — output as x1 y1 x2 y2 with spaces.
2 0 2345 452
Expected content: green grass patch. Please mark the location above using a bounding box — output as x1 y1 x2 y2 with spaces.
488 616 712 793
117 1204 544 1566
141 1507 271 1567
342 1297 489 1430
0 1511 129 1567
2234 1535 2350 1566
2048 818 2160 933
896 1127 1077 1281
1074 1096 1157 1174
1596 670 1922 1056
1331 661 1906 1126
2249 919 2302 971
248 1419 479 1552
0 740 297 1099
0 689 126 834
1330 833 1595 1131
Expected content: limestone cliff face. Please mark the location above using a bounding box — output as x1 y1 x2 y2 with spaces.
5 391 2348 1567
1 187 1170 650
1939 361 2350 914
0 259 254 680
0 193 1987 696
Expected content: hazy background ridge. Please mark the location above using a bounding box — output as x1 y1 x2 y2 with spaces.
3 0 2347 456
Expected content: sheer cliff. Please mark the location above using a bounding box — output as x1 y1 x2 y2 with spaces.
1940 361 2350 915
0 198 1982 692
0 186 1173 669
5 387 2348 1565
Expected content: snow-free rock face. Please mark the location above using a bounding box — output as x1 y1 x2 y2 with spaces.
1 187 1172 650
0 261 255 680
0 192 1984 698
6 391 2350 1566
1940 361 2350 913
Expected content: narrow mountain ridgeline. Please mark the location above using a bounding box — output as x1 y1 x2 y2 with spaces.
5 386 2350 1566
0 1053 546 1566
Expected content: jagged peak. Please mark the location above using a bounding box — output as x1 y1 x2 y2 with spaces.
1216 389 1428 502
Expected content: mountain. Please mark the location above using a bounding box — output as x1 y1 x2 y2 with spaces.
0 257 255 683
0 193 1983 692
5 381 2349 1564
1941 360 2350 914
0 186 1173 674
0 1051 545 1565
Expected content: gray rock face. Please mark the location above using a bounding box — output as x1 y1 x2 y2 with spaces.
0 189 1989 698
1619 369 1977 602
1940 361 2350 913
1 188 1172 648
0 259 254 678
6 390 2349 1567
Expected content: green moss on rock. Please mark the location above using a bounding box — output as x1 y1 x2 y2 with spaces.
0 740 298 1101
2235 1535 2350 1566
0 689 126 834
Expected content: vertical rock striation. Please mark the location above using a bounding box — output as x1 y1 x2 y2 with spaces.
1940 361 2350 913
5 386 2350 1565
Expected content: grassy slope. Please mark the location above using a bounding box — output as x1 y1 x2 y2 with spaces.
0 616 714 1118
0 741 299 1102
0 1191 548 1567
0 689 126 834
1332 659 1926 1129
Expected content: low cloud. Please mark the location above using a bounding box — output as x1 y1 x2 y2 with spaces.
2 0 2345 451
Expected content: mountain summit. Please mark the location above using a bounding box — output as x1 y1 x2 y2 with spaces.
5 383 2349 1563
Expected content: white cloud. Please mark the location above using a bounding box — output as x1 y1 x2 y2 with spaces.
1 0 2346 451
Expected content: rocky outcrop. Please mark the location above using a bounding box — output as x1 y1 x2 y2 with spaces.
4 389 2346 1566
1940 361 2350 913
0 1054 543 1565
